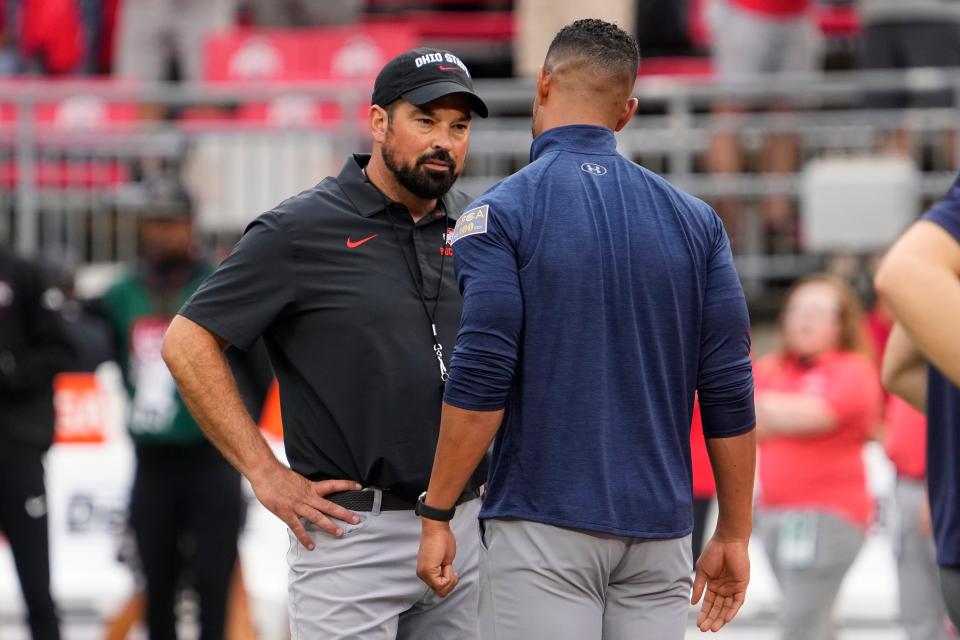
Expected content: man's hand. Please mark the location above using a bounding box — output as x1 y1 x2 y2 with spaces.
416 519 459 597
250 463 362 550
691 535 751 632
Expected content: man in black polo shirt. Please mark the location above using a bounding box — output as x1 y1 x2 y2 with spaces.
162 48 488 639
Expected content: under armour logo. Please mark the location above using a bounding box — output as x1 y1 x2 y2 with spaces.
581 163 607 176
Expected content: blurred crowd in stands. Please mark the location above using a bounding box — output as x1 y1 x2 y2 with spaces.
2 1 955 81
3 0 958 255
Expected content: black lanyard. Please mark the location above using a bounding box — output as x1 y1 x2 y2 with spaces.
385 203 450 388
362 166 451 386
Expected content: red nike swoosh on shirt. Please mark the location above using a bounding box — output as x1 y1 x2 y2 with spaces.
346 234 378 249
438 66 458 71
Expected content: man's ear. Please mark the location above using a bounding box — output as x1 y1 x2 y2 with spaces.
369 105 388 143
614 97 639 132
536 66 551 106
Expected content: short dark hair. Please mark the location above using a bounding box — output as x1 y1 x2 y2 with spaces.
545 19 639 82
384 99 400 125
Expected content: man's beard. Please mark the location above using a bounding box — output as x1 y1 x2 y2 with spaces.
382 141 459 200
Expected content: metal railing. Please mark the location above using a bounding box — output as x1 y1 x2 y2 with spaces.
1 69 958 299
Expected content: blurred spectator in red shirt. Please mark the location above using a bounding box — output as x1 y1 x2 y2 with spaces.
114 0 236 84
74 0 120 75
754 274 883 640
860 0 960 166
0 0 84 75
706 0 820 253
710 0 818 80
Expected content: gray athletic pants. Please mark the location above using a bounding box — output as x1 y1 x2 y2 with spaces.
757 509 865 640
893 478 951 640
478 518 693 640
287 494 482 640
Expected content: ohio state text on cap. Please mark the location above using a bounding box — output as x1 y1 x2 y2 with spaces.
371 48 488 118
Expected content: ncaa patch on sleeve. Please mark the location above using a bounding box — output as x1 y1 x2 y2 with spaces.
449 204 489 245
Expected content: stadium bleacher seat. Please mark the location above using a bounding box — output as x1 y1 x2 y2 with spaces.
363 0 513 75
204 25 418 83
801 156 919 252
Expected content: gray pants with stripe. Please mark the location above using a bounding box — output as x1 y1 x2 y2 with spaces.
287 494 482 640
893 478 951 640
757 509 865 640
478 518 693 640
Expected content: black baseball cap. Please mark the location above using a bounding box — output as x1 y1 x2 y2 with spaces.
372 48 488 118
137 178 193 221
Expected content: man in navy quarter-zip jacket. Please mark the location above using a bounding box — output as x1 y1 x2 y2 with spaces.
416 19 757 639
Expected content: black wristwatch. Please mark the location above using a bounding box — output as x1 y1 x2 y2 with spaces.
415 492 456 522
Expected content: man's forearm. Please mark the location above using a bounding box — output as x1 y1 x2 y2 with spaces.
876 221 960 388
423 403 503 509
705 429 756 540
882 259 960 388
162 315 281 483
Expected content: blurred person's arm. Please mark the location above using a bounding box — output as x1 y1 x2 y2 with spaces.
0 259 75 391
875 219 960 388
754 391 837 439
756 352 883 441
162 316 361 549
881 323 927 412
693 210 756 633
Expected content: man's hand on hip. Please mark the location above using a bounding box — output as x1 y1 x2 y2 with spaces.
250 463 361 549
691 535 750 632
417 519 459 597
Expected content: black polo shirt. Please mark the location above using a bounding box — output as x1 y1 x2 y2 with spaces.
179 154 487 500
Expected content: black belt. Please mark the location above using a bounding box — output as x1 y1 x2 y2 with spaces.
326 488 481 512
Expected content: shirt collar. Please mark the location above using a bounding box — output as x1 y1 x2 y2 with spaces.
338 154 388 218
337 153 455 222
530 125 618 163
